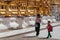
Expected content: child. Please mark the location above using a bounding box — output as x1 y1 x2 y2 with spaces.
47 21 53 38
35 14 41 36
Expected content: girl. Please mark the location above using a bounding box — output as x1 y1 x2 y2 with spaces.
35 14 41 36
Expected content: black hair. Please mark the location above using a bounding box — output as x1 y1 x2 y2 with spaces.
37 14 41 18
48 21 50 23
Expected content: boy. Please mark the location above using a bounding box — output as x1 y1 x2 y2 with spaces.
47 21 53 38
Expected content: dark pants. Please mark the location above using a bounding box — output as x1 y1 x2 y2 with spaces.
35 23 40 36
47 31 52 38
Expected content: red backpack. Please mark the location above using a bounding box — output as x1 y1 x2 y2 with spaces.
47 24 53 32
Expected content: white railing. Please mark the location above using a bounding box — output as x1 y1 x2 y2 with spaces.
0 16 57 30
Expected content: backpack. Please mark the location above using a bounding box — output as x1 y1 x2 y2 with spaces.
47 24 53 32
50 25 53 32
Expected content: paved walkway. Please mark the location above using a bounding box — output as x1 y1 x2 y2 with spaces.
0 35 59 40
24 26 60 40
0 23 60 40
0 22 60 38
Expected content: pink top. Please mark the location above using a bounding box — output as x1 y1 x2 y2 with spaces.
36 17 41 23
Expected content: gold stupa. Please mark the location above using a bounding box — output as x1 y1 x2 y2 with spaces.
0 0 57 17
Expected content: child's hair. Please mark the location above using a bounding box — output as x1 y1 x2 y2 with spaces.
48 21 50 23
37 14 41 18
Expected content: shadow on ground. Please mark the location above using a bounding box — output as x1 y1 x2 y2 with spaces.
38 37 59 40
38 37 47 39
23 36 36 38
23 36 59 40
